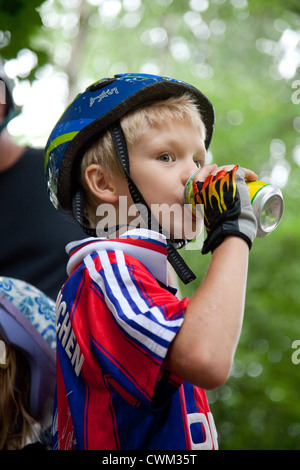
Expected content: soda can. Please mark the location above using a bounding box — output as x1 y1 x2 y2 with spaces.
246 180 284 237
184 170 203 219
184 171 284 237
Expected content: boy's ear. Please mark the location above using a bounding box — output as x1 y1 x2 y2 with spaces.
84 164 119 203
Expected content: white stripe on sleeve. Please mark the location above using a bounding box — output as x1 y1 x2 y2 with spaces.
84 250 183 359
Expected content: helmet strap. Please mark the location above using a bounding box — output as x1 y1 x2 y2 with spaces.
109 122 196 285
72 188 124 238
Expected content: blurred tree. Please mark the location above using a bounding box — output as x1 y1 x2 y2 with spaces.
1 0 299 450
0 0 49 72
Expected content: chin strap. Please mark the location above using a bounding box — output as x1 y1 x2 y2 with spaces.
166 241 196 284
109 122 196 285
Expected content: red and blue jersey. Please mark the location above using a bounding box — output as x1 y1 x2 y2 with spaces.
51 229 218 450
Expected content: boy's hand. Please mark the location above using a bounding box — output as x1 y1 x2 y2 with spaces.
193 165 257 254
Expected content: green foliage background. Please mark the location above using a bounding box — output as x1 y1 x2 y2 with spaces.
1 0 299 450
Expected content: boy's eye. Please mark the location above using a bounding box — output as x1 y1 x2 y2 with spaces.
194 160 202 168
158 153 174 163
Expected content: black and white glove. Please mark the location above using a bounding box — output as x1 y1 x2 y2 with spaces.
193 165 257 254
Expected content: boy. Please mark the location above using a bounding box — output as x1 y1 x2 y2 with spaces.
45 73 257 450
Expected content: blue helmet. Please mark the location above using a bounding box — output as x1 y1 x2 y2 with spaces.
0 277 56 425
44 73 215 283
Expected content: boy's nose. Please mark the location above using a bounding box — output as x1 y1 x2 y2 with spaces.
182 163 200 185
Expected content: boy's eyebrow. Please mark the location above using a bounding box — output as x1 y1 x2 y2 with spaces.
152 134 206 150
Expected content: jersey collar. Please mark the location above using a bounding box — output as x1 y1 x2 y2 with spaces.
66 228 168 285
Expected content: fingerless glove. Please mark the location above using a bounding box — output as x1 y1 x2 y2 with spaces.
193 165 257 254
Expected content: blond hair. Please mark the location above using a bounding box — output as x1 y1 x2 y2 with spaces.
0 339 36 450
80 93 206 227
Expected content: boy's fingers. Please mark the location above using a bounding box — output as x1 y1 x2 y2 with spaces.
193 164 218 183
194 164 258 183
215 165 257 181
243 168 258 182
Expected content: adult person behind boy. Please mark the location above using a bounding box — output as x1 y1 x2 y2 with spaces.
45 73 258 450
0 69 85 299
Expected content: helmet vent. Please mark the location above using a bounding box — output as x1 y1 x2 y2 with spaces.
87 78 115 92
